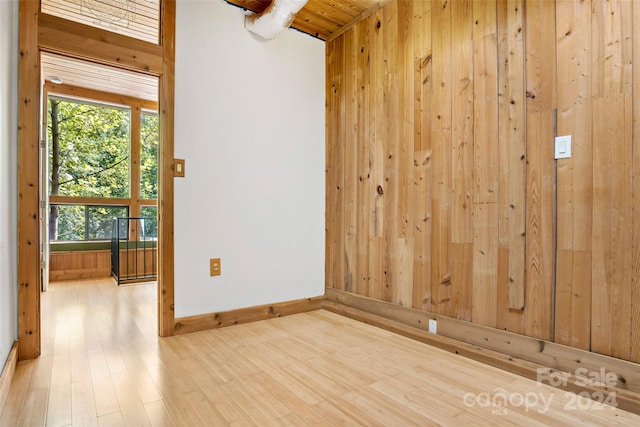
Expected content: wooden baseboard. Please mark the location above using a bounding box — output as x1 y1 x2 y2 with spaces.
0 341 18 419
325 289 640 395
322 299 640 415
174 296 325 335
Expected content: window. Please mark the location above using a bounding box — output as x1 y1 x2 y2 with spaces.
52 205 129 241
47 89 158 242
48 97 130 198
140 206 158 238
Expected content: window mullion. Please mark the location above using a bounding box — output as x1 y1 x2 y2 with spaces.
130 105 142 241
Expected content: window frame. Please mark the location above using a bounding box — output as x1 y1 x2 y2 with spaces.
45 82 158 243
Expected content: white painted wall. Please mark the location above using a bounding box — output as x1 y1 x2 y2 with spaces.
0 0 18 366
174 0 325 317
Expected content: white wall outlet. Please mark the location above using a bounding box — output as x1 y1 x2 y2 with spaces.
555 135 572 159
428 318 437 334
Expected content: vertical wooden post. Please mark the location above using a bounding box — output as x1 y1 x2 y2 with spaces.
158 0 176 337
17 0 42 360
129 105 142 241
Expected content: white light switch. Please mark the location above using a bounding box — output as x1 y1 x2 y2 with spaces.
555 135 572 159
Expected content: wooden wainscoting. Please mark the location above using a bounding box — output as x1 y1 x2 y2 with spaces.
49 250 111 281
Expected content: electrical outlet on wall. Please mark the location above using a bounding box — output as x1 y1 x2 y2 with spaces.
428 319 437 334
210 258 221 276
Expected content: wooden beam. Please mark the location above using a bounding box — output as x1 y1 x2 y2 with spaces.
158 0 176 337
48 196 131 206
17 0 42 361
38 13 163 75
174 296 325 335
45 82 158 111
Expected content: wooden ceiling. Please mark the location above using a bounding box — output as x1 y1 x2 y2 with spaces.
226 0 381 40
41 52 159 102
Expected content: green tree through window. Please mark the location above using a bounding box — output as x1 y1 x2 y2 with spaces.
140 112 158 200
47 95 157 242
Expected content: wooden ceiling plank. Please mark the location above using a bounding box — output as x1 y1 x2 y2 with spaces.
303 0 363 24
293 8 344 38
39 13 163 75
41 53 158 90
327 0 391 42
320 0 372 17
41 67 158 100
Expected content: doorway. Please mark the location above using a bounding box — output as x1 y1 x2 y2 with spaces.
17 0 176 360
40 55 160 290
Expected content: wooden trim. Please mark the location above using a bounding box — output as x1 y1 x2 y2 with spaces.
174 296 325 335
49 196 131 206
17 0 42 361
326 0 392 42
0 342 19 419
322 300 640 415
45 82 158 111
158 0 176 337
325 288 640 395
129 105 142 240
38 13 163 75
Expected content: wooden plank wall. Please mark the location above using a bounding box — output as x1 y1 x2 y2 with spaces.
49 250 111 281
326 0 640 362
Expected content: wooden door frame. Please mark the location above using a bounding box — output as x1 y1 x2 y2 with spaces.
17 0 176 360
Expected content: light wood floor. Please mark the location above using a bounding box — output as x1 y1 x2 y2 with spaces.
2 278 639 426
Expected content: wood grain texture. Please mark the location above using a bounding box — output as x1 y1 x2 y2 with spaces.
591 95 632 360
368 10 384 303
326 34 342 291
472 203 498 328
17 0 42 361
381 2 399 304
553 0 592 351
523 0 555 341
49 250 111 281
450 0 473 246
523 110 554 341
343 27 358 293
38 13 163 75
158 0 176 337
326 0 640 361
412 54 432 312
174 297 325 335
355 17 371 297
632 0 640 364
497 0 526 311
429 0 452 317
590 0 633 360
325 288 640 398
6 280 640 424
